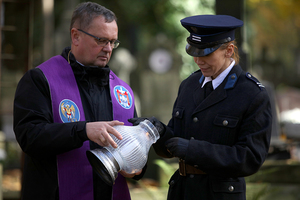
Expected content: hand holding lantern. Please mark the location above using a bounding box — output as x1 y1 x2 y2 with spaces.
86 119 160 185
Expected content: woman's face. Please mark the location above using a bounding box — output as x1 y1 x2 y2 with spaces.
193 44 233 79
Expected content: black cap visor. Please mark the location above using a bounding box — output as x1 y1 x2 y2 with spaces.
186 43 222 57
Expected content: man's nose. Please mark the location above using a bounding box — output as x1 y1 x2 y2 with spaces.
102 42 113 51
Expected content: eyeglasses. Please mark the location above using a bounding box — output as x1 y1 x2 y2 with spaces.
78 29 120 49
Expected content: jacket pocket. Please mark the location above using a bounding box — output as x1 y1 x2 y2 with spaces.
213 114 239 128
212 114 240 145
171 107 185 136
211 178 246 200
212 178 244 193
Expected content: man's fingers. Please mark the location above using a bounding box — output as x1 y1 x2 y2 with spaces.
86 121 124 148
98 132 110 147
106 133 118 148
98 132 106 144
98 129 117 148
108 120 124 126
107 124 123 141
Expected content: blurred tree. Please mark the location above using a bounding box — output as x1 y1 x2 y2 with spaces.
89 0 215 79
246 0 300 87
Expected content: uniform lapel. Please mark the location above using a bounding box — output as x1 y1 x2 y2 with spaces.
192 65 242 115
193 84 205 106
193 87 227 114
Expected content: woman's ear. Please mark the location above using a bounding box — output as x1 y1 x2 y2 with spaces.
225 43 234 58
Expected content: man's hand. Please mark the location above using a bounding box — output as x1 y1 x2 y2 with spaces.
165 137 189 159
86 120 124 148
119 169 142 178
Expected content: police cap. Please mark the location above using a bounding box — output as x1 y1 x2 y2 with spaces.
180 15 243 57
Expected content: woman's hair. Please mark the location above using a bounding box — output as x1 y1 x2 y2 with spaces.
70 2 117 33
219 40 240 64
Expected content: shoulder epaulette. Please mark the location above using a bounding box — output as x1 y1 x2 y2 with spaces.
246 72 265 89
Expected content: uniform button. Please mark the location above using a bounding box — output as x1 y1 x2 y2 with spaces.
191 137 194 140
170 180 175 186
223 120 228 126
231 75 236 79
190 174 194 178
175 111 179 116
228 185 234 192
193 117 198 122
247 74 252 78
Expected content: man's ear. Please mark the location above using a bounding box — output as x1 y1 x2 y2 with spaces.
71 28 80 46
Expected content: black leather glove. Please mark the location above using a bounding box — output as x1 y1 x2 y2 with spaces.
128 117 147 126
165 137 189 159
128 116 165 136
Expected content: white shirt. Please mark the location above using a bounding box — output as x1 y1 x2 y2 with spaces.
201 59 235 89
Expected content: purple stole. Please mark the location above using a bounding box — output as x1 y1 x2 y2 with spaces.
38 55 134 200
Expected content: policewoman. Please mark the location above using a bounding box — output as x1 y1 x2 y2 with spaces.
152 15 272 200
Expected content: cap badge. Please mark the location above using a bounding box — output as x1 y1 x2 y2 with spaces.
192 35 201 42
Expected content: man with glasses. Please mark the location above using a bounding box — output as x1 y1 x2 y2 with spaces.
13 2 143 200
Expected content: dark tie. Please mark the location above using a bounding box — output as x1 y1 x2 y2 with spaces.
204 81 213 98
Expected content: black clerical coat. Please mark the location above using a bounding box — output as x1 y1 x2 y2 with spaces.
13 48 140 200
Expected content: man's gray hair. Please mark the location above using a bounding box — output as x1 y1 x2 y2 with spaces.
70 2 117 33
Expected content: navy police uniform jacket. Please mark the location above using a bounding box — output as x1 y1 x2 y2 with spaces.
153 64 272 200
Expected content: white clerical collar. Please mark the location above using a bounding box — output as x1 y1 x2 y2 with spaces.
202 59 235 89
